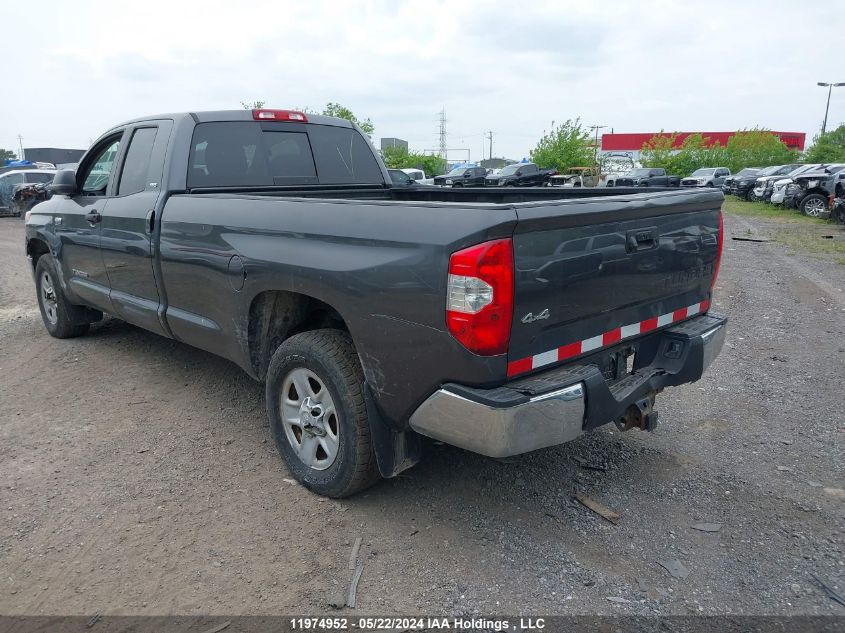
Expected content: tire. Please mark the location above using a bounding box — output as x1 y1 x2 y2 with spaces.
452 182 462 188
706 182 714 188
800 193 827 218
745 188 756 202
265 329 380 497
34 256 91 339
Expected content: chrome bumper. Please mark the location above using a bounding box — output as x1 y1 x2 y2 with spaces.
409 383 585 458
410 313 726 458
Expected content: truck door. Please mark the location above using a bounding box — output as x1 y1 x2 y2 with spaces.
99 121 172 336
52 132 125 313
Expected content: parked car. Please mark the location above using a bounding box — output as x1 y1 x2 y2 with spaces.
547 167 601 187
388 169 435 188
790 165 845 216
681 167 731 188
400 168 434 186
484 162 555 187
731 164 799 201
25 108 726 497
769 164 827 205
753 164 817 202
10 181 54 216
0 169 56 216
722 168 760 195
614 168 680 187
433 166 487 187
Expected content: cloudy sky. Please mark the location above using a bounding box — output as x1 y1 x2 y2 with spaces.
1 0 843 161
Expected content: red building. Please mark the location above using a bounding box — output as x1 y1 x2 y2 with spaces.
601 131 806 154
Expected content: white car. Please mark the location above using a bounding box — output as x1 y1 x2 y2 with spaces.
753 164 814 202
0 168 57 215
400 168 434 186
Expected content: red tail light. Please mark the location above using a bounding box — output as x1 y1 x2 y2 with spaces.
446 238 514 355
252 109 308 122
710 210 724 292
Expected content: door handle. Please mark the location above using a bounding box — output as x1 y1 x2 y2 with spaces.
145 209 156 234
85 210 102 224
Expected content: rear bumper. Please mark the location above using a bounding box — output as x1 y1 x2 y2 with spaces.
409 313 726 458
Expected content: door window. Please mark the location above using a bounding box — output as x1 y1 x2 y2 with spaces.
24 172 55 184
0 173 24 204
118 127 158 196
81 138 122 195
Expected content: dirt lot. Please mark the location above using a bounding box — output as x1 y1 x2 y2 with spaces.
1 207 844 617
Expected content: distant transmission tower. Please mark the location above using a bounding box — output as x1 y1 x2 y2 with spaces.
437 108 448 162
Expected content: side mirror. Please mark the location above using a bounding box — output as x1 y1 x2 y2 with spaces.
49 169 78 196
464 172 471 177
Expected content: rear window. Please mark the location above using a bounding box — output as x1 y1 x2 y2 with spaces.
187 121 382 188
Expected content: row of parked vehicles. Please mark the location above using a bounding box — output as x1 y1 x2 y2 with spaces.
721 162 845 219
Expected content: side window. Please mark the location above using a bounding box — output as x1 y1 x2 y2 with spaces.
26 173 55 184
118 127 158 196
81 138 122 195
0 173 24 203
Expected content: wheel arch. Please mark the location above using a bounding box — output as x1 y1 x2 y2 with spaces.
246 289 351 381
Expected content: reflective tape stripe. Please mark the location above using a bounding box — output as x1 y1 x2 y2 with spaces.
506 301 707 377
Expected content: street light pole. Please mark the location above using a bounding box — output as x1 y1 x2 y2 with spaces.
818 81 845 134
589 125 607 165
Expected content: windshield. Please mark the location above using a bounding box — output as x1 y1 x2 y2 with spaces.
755 166 780 176
627 168 651 176
735 168 759 177
691 169 715 176
828 165 845 174
500 165 520 175
447 167 468 176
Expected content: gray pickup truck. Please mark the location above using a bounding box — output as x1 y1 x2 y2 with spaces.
25 109 726 497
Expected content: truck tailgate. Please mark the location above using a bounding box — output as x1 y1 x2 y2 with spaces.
507 191 723 376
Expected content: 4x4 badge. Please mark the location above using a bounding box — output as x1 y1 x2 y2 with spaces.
521 308 550 324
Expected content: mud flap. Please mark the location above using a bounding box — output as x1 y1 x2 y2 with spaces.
364 384 421 478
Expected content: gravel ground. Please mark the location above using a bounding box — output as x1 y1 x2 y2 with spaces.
0 213 843 617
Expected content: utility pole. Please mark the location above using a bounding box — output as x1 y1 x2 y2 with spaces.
818 81 845 134
589 125 607 165
17 134 24 160
486 131 493 161
437 108 448 164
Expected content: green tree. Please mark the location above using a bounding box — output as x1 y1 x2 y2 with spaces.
530 119 593 171
0 149 16 161
723 129 796 172
381 146 446 175
805 125 845 163
642 129 796 175
321 102 375 136
241 100 266 109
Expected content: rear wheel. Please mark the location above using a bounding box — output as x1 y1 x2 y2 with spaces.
266 330 380 497
34 256 91 338
800 193 827 217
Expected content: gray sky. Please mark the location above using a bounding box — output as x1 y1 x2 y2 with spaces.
2 0 843 162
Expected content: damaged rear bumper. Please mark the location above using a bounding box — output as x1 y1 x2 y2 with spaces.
409 313 726 458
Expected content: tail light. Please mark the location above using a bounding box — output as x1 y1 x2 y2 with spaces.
252 109 308 122
709 210 724 294
446 238 514 355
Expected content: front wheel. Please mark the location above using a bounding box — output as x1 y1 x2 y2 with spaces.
745 188 756 202
800 193 827 217
34 256 91 338
266 330 380 497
